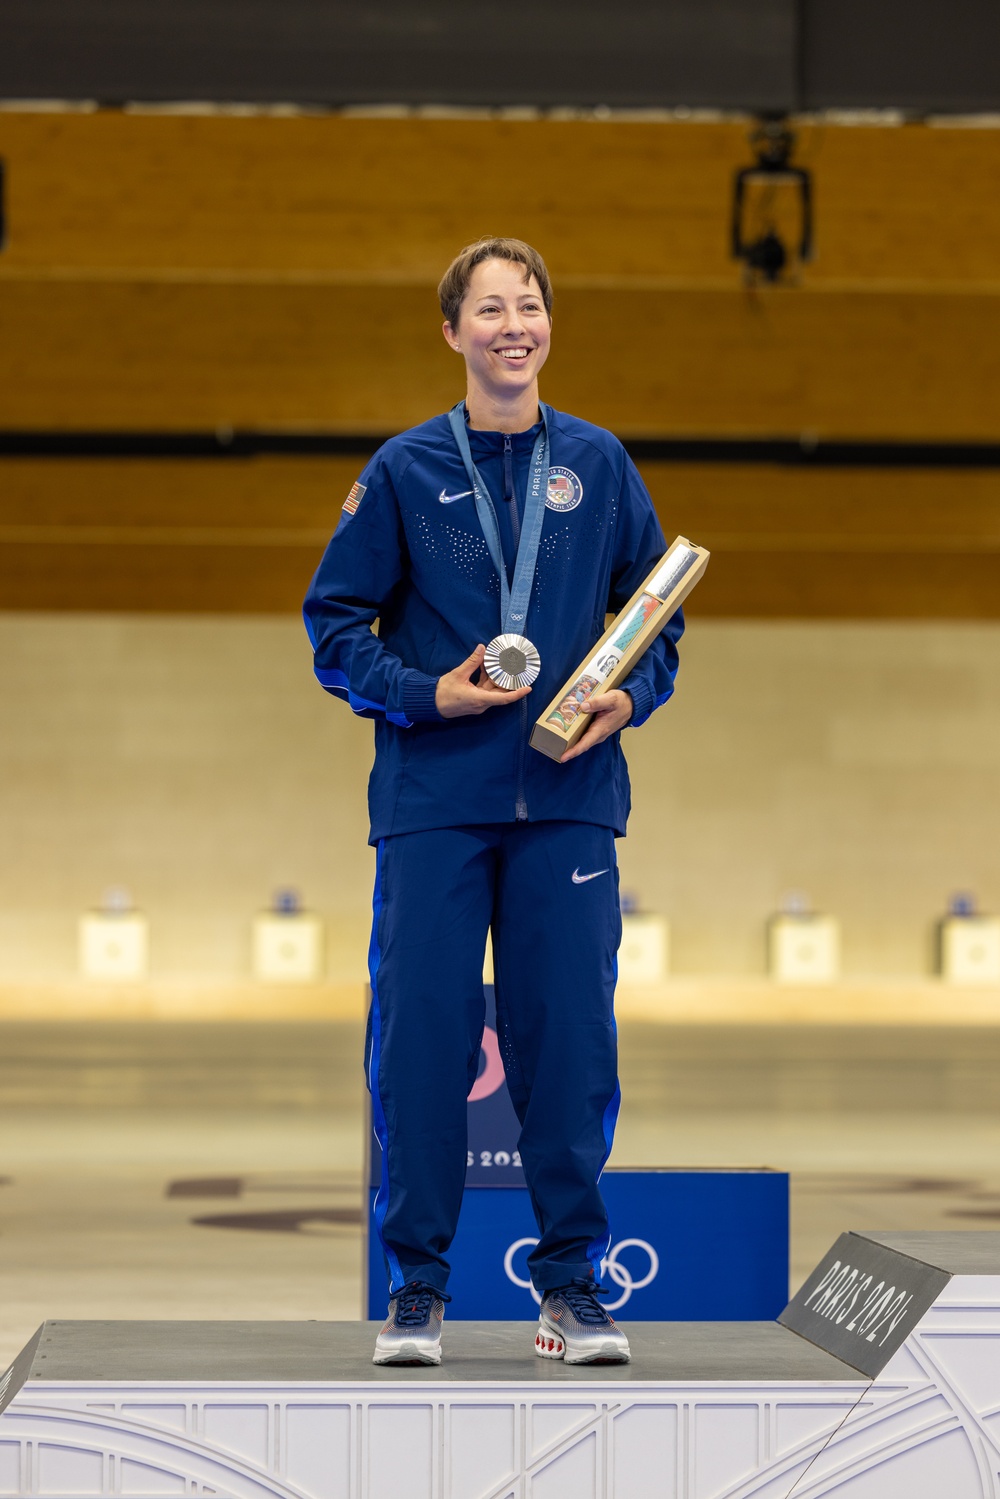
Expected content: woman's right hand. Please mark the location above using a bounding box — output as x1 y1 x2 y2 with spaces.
435 644 533 719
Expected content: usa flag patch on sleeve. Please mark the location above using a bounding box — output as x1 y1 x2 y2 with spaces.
343 481 366 515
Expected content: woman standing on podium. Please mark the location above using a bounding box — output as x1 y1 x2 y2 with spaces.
304 238 683 1366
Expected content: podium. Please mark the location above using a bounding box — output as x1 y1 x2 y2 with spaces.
3 1232 1000 1498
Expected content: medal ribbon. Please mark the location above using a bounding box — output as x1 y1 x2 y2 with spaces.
448 401 550 636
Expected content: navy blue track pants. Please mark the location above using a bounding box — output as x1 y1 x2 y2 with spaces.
366 820 622 1296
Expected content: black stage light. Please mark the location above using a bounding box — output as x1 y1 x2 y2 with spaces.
731 116 813 286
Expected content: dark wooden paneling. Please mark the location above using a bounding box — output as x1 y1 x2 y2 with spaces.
0 456 353 528
1 114 998 284
693 552 1000 618
641 461 1000 545
4 455 999 616
2 278 1000 440
0 540 322 611
2 112 999 613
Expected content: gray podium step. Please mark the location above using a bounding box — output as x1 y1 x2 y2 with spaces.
862 1228 1000 1273
2 1317 860 1392
1 1230 998 1498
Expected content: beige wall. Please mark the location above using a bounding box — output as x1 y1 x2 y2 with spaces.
623 621 1000 976
0 615 373 982
1 614 998 982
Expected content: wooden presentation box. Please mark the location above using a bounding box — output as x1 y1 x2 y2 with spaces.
530 535 710 762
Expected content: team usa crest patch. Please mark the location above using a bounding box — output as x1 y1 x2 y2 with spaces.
545 466 583 513
342 481 367 516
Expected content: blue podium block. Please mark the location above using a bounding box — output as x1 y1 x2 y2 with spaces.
364 986 789 1320
366 1168 789 1321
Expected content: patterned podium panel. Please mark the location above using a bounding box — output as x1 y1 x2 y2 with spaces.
2 1233 999 1498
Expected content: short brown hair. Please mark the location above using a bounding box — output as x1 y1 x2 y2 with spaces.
438 237 553 328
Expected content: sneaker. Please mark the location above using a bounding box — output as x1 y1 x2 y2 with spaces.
535 1278 631 1365
372 1281 450 1366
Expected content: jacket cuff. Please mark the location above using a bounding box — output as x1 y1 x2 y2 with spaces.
620 673 655 728
401 672 444 724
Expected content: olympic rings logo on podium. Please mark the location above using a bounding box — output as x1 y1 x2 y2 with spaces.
503 1237 660 1310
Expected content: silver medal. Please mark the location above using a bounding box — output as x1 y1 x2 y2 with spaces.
484 633 541 691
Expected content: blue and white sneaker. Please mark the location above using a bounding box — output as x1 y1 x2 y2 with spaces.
535 1278 631 1364
373 1282 450 1366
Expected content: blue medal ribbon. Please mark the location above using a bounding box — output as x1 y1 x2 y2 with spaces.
448 401 550 637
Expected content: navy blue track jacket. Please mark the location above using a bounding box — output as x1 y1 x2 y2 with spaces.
303 406 683 843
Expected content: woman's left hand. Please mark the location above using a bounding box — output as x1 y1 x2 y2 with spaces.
559 689 633 763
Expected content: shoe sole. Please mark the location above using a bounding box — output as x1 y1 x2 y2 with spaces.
373 1338 442 1366
564 1344 631 1364
535 1326 630 1365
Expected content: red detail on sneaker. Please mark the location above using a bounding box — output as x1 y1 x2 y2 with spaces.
547 1338 554 1351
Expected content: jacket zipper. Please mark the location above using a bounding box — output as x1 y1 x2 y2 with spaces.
503 433 520 547
504 433 529 820
515 698 529 820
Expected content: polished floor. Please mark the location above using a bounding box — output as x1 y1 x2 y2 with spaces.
3 1020 1000 1367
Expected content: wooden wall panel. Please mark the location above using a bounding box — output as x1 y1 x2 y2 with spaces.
0 540 322 611
7 453 994 540
642 462 1000 545
0 455 352 529
3 455 999 616
2 277 1000 439
0 456 345 608
693 550 1000 617
2 110 998 615
0 113 998 285
649 461 1000 615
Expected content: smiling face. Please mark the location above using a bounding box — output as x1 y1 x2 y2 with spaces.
443 258 552 417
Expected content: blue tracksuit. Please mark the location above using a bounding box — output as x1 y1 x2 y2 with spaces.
304 406 683 1294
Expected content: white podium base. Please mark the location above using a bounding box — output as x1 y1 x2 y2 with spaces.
2 1232 998 1498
